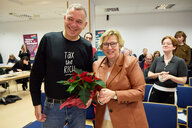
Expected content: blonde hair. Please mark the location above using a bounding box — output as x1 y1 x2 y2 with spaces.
99 30 124 49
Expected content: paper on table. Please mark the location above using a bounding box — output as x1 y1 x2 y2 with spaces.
178 112 187 122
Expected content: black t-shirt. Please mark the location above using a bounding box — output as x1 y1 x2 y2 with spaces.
30 31 93 106
149 55 188 88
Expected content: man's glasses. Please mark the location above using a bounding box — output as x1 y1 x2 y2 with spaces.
102 42 118 48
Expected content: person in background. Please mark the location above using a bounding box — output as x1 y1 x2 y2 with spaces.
122 47 137 57
139 53 153 72
174 31 191 66
7 54 18 64
30 4 93 128
12 56 31 91
0 53 3 64
148 36 187 105
93 30 148 128
18 44 30 60
84 32 98 62
153 50 161 59
139 48 148 62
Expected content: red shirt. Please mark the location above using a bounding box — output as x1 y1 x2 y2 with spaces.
143 61 150 71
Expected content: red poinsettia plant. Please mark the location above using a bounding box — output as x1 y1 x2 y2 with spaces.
57 68 105 109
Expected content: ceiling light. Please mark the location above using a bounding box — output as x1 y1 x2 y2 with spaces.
155 4 175 10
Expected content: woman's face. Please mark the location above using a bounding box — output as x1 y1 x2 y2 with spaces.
176 36 184 44
162 38 176 54
154 53 160 57
23 60 29 65
102 35 121 60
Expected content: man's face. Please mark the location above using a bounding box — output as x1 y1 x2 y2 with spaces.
145 54 153 65
64 8 87 40
85 34 92 42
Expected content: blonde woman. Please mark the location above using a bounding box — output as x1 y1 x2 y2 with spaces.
93 30 148 128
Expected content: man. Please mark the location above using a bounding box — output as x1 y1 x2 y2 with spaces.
139 53 153 72
139 48 148 62
139 53 154 84
30 4 93 128
84 32 98 62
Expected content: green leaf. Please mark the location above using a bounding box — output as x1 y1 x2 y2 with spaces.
78 88 90 105
75 68 83 74
57 81 70 85
67 84 78 93
95 80 106 88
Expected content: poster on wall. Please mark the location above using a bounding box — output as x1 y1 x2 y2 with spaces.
95 30 105 56
23 34 38 61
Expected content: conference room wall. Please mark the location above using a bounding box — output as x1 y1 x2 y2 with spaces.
0 18 89 63
0 11 192 62
95 11 192 57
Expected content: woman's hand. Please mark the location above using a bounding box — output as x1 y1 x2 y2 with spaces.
98 88 116 104
17 69 22 72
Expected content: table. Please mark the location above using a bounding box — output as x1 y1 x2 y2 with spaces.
0 64 13 69
0 71 30 83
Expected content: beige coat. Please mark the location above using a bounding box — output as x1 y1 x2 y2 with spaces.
93 53 149 128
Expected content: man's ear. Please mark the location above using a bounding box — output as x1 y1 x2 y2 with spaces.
83 22 88 29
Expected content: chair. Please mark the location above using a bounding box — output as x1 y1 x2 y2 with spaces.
177 86 192 108
188 106 192 128
143 84 152 101
143 102 178 128
189 77 192 86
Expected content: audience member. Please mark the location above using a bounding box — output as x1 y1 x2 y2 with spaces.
12 56 31 91
123 47 137 57
93 30 148 128
84 32 98 61
18 44 30 60
148 36 187 105
30 4 93 128
7 54 18 64
174 31 191 66
139 48 148 62
0 53 3 64
153 50 161 59
139 53 153 72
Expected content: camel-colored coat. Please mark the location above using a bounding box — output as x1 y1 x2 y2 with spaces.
93 53 149 128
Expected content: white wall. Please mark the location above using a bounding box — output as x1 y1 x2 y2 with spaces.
0 11 192 62
95 11 192 57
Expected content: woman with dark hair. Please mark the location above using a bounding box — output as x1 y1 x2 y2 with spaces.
12 56 31 90
148 36 188 105
18 44 30 60
174 31 191 66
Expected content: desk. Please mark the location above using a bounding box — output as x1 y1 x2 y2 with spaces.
0 71 30 83
0 64 13 69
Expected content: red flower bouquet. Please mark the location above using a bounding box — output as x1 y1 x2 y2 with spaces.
57 68 105 109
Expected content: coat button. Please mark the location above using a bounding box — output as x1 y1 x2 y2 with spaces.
109 109 113 113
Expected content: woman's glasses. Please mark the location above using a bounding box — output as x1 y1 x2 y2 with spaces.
102 42 118 48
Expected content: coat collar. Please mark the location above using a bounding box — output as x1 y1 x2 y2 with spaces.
99 52 124 87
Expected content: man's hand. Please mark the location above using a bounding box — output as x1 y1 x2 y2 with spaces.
34 105 46 122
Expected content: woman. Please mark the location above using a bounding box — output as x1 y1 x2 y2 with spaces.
174 31 191 66
7 54 18 64
93 30 148 128
153 50 161 59
18 44 30 60
148 36 188 104
12 56 31 90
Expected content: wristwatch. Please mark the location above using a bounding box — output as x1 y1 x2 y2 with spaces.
113 91 117 100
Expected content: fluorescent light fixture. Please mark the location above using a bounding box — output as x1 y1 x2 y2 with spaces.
155 4 175 10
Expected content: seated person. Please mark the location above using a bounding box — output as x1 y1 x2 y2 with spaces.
0 53 3 64
139 53 153 72
0 68 9 89
12 56 31 91
7 54 18 64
